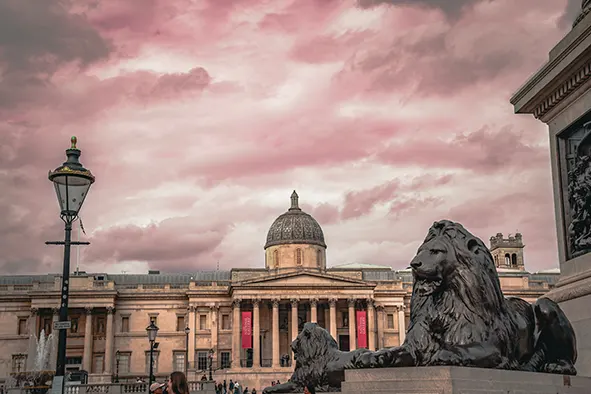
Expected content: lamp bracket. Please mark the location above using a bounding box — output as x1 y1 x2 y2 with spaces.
45 241 91 246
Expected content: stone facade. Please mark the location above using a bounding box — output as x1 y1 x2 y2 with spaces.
490 233 525 270
510 2 591 377
0 194 560 390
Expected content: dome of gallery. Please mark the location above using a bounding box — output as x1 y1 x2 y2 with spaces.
264 191 326 249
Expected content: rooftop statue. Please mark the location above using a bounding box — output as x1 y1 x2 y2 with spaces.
263 220 577 393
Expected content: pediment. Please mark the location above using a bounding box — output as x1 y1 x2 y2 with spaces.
236 271 373 288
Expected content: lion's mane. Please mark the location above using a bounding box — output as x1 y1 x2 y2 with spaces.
290 322 340 390
404 220 533 369
264 322 368 393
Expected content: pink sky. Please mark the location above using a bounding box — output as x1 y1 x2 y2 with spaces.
0 0 582 275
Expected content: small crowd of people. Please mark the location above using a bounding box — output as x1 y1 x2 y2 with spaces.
215 378 257 394
149 373 262 394
148 371 316 394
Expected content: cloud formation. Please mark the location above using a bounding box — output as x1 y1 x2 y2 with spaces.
357 0 487 19
0 0 111 109
0 0 579 275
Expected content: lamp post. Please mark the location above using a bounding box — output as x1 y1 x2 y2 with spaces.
184 326 190 375
146 322 159 391
46 136 95 394
115 350 120 383
208 349 214 381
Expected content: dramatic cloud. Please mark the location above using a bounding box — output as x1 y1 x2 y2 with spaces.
0 0 578 275
0 0 111 109
357 0 487 19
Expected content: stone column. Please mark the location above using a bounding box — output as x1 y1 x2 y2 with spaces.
50 308 59 369
310 298 318 323
188 306 196 368
290 298 299 342
348 298 357 351
232 300 241 369
104 307 115 374
27 308 39 371
29 308 39 336
210 305 219 351
366 299 375 351
323 306 330 330
82 307 93 372
252 299 260 368
272 299 280 368
398 305 406 344
329 298 337 340
376 305 385 349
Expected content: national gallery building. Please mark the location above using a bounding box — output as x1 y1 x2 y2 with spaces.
0 192 560 389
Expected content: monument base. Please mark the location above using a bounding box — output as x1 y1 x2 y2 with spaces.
342 366 591 394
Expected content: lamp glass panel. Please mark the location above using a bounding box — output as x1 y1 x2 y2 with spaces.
52 174 92 215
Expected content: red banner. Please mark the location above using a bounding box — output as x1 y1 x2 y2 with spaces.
356 310 367 348
241 311 252 349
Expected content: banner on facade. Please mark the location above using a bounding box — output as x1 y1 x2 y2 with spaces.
241 311 252 349
356 310 367 348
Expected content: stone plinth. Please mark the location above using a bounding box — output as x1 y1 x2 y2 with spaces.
343 367 591 394
510 4 591 377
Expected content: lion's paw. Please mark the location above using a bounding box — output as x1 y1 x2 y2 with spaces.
545 362 577 376
353 352 377 369
433 349 461 365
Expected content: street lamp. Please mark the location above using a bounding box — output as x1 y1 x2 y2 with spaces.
146 321 159 390
184 326 190 375
46 136 95 393
114 350 120 383
208 349 214 381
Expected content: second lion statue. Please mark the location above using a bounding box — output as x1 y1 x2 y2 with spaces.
263 220 577 394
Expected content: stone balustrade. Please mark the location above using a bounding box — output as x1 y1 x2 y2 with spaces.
5 381 214 394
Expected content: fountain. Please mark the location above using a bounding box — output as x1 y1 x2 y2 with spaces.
6 330 56 393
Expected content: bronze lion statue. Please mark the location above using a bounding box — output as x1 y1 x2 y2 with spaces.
264 220 577 393
355 220 577 374
262 322 370 393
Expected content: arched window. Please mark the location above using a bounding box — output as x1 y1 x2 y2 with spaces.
511 253 517 267
504 253 510 266
317 249 322 267
494 255 498 266
296 249 302 265
273 250 279 268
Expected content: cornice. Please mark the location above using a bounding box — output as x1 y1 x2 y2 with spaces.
533 61 591 119
0 295 32 302
511 16 591 116
116 293 187 301
544 274 591 303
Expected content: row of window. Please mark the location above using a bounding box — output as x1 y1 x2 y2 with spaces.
144 315 231 333
493 252 520 267
18 312 235 337
10 351 232 374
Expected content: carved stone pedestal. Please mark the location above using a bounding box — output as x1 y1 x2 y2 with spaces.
342 367 591 394
511 3 591 377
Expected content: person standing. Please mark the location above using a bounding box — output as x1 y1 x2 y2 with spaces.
167 371 189 394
